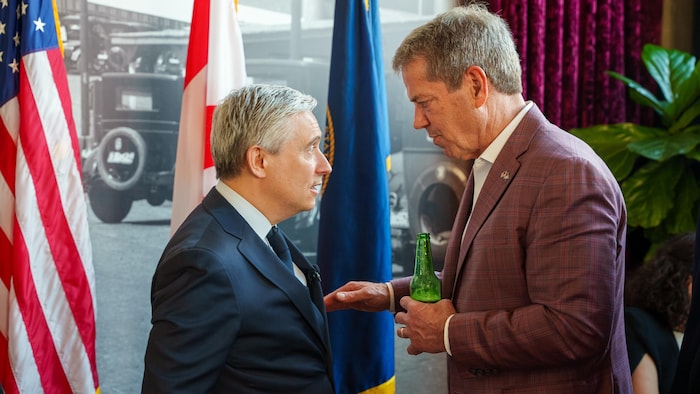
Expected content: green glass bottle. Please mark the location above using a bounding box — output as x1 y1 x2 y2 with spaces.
410 233 441 303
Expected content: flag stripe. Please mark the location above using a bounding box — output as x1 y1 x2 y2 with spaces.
205 0 247 105
170 67 207 233
5 272 38 394
202 105 216 169
0 324 18 394
0 133 14 392
0 102 19 196
182 0 209 88
0 232 12 333
49 48 83 169
10 221 69 393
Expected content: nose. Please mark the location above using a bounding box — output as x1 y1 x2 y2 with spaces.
413 106 429 130
317 149 332 175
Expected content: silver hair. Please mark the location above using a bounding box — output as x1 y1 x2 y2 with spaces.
211 84 317 179
392 3 522 94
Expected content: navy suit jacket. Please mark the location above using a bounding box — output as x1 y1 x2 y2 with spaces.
671 209 700 393
142 189 334 393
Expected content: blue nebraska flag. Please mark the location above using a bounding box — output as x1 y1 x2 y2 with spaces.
318 0 395 393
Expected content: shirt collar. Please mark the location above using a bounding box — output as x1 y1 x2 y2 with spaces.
479 100 533 165
215 181 272 242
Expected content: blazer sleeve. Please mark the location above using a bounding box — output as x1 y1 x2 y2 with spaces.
142 248 240 393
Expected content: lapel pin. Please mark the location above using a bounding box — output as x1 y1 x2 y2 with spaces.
500 171 510 181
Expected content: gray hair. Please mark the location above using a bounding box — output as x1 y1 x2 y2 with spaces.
211 84 317 179
392 3 522 94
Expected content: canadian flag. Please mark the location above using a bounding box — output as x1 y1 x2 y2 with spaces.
170 0 247 233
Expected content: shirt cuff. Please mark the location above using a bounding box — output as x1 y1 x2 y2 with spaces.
385 282 395 313
444 314 455 356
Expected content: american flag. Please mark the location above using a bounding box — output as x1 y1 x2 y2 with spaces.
0 0 99 393
169 0 247 234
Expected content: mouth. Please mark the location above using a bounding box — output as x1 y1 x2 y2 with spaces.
311 183 322 193
425 130 438 144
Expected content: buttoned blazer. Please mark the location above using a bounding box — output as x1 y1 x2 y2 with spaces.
142 188 333 394
393 105 632 393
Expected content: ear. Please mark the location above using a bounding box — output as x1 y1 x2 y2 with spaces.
465 65 489 107
246 145 267 178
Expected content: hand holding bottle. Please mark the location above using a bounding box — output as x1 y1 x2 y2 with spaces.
395 297 456 355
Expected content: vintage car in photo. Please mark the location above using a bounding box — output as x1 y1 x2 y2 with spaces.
82 72 182 223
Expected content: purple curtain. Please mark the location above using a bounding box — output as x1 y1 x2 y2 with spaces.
481 0 663 129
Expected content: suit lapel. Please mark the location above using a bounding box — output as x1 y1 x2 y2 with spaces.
442 168 474 300
449 106 544 296
237 232 328 344
203 190 330 350
289 244 334 378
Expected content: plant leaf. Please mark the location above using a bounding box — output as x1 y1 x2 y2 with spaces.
607 71 665 116
671 99 700 133
642 44 696 104
662 171 700 234
627 131 700 161
622 158 683 228
687 145 700 161
571 123 647 180
669 65 700 131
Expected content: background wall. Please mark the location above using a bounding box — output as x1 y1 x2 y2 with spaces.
661 0 698 55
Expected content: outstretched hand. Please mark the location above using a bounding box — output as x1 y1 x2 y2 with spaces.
324 281 390 312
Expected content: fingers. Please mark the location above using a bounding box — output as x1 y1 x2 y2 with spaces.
399 295 417 311
406 343 423 356
398 327 405 338
323 290 361 312
397 327 424 355
394 311 407 325
323 293 345 312
324 281 389 313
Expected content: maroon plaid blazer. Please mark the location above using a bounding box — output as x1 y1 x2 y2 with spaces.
393 105 632 393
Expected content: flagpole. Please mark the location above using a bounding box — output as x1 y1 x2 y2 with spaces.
79 0 89 142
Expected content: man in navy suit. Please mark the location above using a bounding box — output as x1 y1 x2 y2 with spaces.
671 209 700 393
142 84 334 393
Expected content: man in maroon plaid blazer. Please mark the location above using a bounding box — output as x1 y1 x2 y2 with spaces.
325 4 632 393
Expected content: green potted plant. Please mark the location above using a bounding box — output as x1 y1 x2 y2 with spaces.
571 44 700 256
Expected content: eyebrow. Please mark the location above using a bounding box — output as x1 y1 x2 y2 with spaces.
308 135 322 146
410 94 431 103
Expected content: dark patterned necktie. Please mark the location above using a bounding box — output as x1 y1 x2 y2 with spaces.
266 226 293 272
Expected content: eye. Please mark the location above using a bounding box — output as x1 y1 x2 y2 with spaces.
416 100 430 109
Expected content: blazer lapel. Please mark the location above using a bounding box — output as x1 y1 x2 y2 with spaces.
203 190 329 350
450 106 544 296
289 244 334 378
442 168 474 300
237 234 328 344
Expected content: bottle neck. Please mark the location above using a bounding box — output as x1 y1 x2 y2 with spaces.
414 240 434 275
